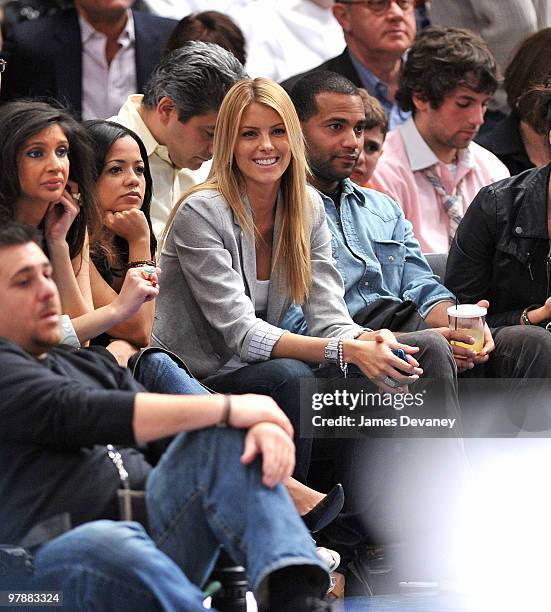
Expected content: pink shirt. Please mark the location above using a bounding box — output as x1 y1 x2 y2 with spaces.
371 117 510 253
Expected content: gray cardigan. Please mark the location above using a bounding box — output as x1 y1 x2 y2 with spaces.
151 188 363 379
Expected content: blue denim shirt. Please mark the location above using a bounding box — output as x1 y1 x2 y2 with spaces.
282 180 455 334
349 51 410 130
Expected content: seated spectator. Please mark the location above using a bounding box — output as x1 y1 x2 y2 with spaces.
232 0 345 83
0 100 166 346
0 222 331 612
84 119 340 528
446 83 551 331
0 0 176 119
350 88 387 188
85 120 158 351
371 27 509 253
153 77 428 488
477 27 551 176
282 0 416 130
429 0 551 129
112 42 246 239
164 10 246 65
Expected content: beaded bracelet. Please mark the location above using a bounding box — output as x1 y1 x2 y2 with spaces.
337 338 348 378
126 259 156 270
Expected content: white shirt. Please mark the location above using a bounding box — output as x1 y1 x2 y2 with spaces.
219 279 271 373
143 0 247 19
80 11 137 120
233 0 345 81
112 95 210 241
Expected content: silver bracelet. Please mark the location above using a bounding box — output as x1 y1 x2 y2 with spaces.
337 338 348 378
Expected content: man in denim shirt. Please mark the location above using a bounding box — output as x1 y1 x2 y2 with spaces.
284 71 484 369
286 71 551 385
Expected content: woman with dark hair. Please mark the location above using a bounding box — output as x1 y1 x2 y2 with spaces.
0 99 99 320
164 10 246 65
0 101 159 346
85 120 158 349
477 28 551 175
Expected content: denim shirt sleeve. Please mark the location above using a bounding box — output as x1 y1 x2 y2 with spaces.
399 216 456 318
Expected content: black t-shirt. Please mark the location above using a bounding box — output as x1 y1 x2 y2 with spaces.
0 339 151 544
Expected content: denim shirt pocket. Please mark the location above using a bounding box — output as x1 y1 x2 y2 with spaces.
374 239 406 290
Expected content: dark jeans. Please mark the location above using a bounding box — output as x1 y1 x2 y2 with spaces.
312 330 466 572
460 325 551 436
205 332 465 566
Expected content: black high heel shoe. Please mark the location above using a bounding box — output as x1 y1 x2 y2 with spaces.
302 483 344 533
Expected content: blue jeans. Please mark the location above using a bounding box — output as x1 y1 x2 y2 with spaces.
146 427 328 597
23 521 207 611
16 428 327 610
133 350 209 395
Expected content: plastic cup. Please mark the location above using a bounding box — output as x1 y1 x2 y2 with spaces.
447 304 487 353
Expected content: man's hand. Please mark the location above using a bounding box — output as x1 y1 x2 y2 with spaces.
241 422 295 488
434 299 494 372
228 394 294 439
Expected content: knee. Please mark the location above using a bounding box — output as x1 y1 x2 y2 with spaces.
36 521 152 571
263 358 314 384
411 330 453 360
495 325 551 360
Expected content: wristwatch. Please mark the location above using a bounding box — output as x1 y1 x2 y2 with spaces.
324 338 339 364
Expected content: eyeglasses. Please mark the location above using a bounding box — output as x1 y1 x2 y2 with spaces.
0 60 6 74
337 0 414 15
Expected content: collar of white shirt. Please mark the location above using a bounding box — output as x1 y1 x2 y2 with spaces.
79 9 135 50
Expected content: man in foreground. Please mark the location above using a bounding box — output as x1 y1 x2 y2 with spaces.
0 223 330 611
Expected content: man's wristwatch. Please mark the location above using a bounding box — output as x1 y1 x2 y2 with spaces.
324 338 339 364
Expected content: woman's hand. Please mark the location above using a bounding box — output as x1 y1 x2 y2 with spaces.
344 338 422 393
44 180 81 245
111 266 160 322
241 422 295 488
104 208 150 244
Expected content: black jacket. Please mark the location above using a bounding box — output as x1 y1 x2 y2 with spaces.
281 48 361 93
445 164 551 328
476 113 533 177
0 340 150 544
0 9 176 117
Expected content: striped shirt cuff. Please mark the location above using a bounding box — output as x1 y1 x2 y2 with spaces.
247 323 287 362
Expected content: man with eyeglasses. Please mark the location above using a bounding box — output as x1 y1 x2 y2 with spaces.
282 0 416 130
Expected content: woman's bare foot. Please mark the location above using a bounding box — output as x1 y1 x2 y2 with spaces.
286 477 326 516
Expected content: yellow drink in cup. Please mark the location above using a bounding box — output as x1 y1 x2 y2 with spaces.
447 304 487 354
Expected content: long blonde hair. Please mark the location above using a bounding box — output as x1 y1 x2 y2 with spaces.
163 77 313 304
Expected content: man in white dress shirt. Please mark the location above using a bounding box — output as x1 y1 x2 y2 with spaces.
112 41 246 239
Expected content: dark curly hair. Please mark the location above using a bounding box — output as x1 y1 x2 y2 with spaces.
396 27 499 114
517 81 551 146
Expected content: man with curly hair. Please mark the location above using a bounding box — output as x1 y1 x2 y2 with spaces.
371 27 509 253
